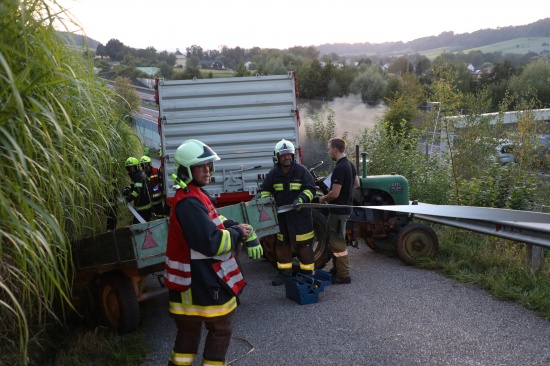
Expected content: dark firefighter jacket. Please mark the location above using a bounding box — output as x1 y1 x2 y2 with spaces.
259 161 316 239
126 170 152 211
164 184 245 318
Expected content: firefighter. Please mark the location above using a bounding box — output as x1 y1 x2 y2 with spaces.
164 139 263 366
260 139 316 286
140 155 164 217
122 157 153 223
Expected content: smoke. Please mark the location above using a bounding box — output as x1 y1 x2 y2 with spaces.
298 94 386 140
298 94 387 170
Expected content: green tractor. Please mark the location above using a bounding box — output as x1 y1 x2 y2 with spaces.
260 149 439 270
307 150 439 266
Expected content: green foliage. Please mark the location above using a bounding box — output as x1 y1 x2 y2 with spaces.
233 61 250 77
50 327 149 366
349 65 388 103
0 1 139 363
508 58 550 107
356 119 452 204
172 66 203 80
326 78 343 99
381 93 419 137
113 77 141 115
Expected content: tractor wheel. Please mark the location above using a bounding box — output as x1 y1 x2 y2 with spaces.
312 209 331 269
396 223 439 265
259 210 331 269
364 238 378 251
97 273 140 333
362 233 398 252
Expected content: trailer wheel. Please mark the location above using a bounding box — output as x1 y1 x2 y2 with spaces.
396 223 439 265
97 273 140 333
260 210 331 269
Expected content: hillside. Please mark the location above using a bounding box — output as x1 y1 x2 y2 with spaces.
58 31 101 49
316 18 550 57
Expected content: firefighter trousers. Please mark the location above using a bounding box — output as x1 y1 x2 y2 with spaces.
275 233 315 274
328 213 350 277
169 311 235 365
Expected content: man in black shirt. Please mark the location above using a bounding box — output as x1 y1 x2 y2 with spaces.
319 137 359 284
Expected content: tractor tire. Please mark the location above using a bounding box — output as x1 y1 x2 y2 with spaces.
363 233 398 252
260 209 331 269
311 209 331 269
97 272 140 333
396 223 439 265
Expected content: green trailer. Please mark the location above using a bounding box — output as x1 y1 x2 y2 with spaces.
71 197 279 333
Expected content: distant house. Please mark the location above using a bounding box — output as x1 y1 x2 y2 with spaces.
200 59 225 69
175 48 186 67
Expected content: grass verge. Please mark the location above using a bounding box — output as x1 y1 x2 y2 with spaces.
416 225 550 319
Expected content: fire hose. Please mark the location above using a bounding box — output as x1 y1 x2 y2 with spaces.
278 202 550 226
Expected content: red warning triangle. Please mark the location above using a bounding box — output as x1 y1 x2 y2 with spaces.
142 232 159 250
259 207 272 222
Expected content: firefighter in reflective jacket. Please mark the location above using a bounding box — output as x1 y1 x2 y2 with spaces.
140 155 164 217
164 139 263 366
122 157 152 223
260 139 316 286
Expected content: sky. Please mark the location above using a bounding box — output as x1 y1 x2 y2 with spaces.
54 0 550 52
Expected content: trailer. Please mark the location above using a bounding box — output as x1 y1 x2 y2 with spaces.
72 197 279 333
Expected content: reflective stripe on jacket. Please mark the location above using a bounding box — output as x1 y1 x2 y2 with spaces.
164 184 245 316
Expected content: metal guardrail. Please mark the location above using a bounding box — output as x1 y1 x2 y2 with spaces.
414 214 550 249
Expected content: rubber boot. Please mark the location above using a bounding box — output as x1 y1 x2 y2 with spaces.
271 270 292 286
332 256 351 284
329 255 338 276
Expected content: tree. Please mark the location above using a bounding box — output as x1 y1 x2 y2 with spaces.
299 59 324 98
186 45 204 59
156 61 172 78
327 78 343 99
186 55 200 68
388 56 409 75
415 55 431 76
96 43 107 58
349 65 387 103
382 93 419 137
508 58 550 107
233 61 250 77
264 56 287 75
104 38 127 61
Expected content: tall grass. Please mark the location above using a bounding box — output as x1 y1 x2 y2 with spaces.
1 1 140 363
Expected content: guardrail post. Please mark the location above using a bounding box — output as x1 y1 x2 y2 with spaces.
526 244 544 272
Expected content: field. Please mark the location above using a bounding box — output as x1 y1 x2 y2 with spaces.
199 68 234 78
461 37 550 55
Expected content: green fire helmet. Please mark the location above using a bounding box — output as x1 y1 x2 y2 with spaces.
125 157 139 167
140 155 152 165
173 139 220 183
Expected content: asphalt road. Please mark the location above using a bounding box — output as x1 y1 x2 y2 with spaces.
140 246 550 366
